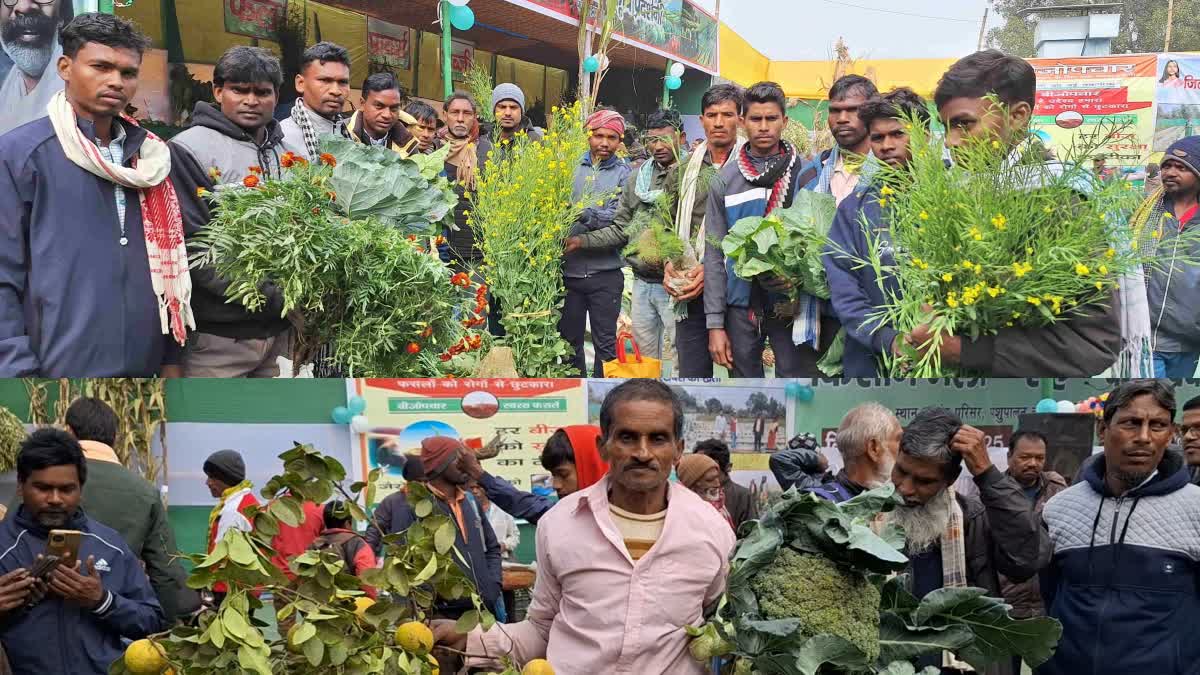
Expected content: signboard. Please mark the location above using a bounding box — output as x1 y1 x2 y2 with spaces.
223 0 287 41
451 39 474 81
519 0 718 72
1153 54 1200 153
1028 55 1158 168
0 0 98 137
351 379 587 505
367 16 411 72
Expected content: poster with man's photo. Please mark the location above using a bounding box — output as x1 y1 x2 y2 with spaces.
0 0 97 137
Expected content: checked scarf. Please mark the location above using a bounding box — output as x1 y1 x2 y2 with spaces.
937 488 973 670
47 90 194 345
290 98 348 160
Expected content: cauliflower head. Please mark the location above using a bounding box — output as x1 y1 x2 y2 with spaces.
749 547 881 661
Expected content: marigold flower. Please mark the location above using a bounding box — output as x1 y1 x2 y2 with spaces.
281 152 296 168
196 187 209 198
406 342 421 354
242 174 260 188
207 166 222 180
319 153 337 167
248 165 263 174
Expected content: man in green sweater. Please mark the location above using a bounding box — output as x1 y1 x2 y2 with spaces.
64 398 198 622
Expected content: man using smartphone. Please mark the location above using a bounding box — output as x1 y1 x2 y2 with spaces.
0 429 164 675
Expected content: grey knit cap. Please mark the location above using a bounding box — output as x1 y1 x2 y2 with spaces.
203 449 246 485
491 83 526 113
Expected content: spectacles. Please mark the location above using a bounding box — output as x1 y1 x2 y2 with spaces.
1 0 58 7
1179 424 1200 438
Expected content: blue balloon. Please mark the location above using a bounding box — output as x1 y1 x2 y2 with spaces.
795 385 814 402
332 406 353 425
583 56 600 73
347 395 367 414
785 381 803 398
665 75 682 90
449 4 475 30
1035 398 1058 414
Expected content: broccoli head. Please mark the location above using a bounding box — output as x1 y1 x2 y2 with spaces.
749 547 881 662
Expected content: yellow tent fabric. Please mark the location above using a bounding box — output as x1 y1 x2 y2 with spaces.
718 23 769 87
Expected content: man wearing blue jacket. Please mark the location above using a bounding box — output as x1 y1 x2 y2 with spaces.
824 88 931 376
1040 379 1200 675
0 428 164 675
561 109 630 377
703 81 839 377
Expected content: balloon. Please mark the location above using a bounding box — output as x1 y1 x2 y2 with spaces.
597 54 610 70
350 415 371 434
332 406 353 425
795 385 814 402
449 4 475 30
669 62 686 78
446 0 471 5
1057 400 1076 414
665 75 682 90
583 56 600 73
347 395 367 414
785 381 803 398
1076 402 1091 413
1035 398 1057 414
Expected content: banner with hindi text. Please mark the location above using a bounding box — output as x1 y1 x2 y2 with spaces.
223 0 286 40
367 16 411 72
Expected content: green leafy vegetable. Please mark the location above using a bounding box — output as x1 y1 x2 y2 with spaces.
720 191 837 300
322 137 457 235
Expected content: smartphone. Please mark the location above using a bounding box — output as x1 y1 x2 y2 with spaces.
46 530 81 569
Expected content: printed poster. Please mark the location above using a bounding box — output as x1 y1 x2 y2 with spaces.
0 0 98 137
367 16 411 72
450 38 474 82
1152 54 1200 153
223 0 287 41
351 379 587 506
1028 55 1157 168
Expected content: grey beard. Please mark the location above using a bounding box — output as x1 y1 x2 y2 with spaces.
888 488 952 554
1113 469 1152 492
1 38 54 79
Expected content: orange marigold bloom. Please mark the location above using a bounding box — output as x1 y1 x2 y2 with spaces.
319 153 337 167
248 165 263 174
327 191 337 201
281 152 296 168
242 174 260 188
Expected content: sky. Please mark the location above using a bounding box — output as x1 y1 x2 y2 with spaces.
712 0 999 61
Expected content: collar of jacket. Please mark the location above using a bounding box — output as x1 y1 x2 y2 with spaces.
1084 446 1191 498
78 440 120 464
189 101 285 149
579 151 626 170
348 110 417 156
13 504 89 538
76 114 147 160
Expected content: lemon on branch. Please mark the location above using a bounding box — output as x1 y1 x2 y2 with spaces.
522 659 555 675
354 596 376 620
124 639 167 675
396 620 435 655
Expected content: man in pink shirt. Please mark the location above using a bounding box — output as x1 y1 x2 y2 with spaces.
432 379 736 674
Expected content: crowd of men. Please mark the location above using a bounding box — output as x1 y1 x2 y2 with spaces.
0 11 1195 379
0 379 1197 673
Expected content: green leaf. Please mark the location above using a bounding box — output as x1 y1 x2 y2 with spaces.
793 634 871 675
328 643 349 666
237 644 272 675
270 498 303 527
751 222 781 253
434 520 457 555
291 621 316 646
735 257 776 278
226 534 256 566
909 586 1064 668
220 607 250 639
414 499 434 518
303 633 326 666
878 662 942 675
413 555 438 584
878 611 974 665
455 609 480 633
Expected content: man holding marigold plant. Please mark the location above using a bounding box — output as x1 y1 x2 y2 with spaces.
885 50 1125 377
168 46 299 378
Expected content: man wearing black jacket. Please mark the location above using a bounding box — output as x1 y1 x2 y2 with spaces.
168 46 298 377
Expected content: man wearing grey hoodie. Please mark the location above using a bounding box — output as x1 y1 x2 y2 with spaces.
168 46 303 377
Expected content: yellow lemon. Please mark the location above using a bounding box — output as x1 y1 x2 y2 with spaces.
124 639 167 675
395 620 435 656
354 596 376 620
522 659 556 675
426 653 441 675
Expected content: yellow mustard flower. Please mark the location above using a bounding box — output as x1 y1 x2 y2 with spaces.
880 185 895 196
991 214 1008 229
1027 296 1041 306
919 210 930 221
1075 264 1090 276
969 226 983 240
942 273 954 282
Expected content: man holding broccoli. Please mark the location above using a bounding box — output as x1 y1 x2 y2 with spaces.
432 379 734 673
887 407 1045 675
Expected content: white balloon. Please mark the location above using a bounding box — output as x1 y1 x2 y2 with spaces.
1056 400 1076 414
447 0 471 6
596 54 610 70
351 415 371 434
669 62 686 78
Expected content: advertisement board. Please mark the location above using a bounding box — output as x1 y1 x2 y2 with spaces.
1153 54 1200 152
366 16 411 72
223 0 286 41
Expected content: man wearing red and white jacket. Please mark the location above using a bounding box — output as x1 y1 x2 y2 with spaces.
203 450 258 601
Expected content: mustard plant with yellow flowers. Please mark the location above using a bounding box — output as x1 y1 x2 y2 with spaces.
470 101 592 377
840 113 1199 376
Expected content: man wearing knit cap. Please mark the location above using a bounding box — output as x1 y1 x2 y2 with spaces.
365 437 501 619
203 449 257 601
1134 135 1200 377
490 82 543 146
677 453 734 529
560 109 631 376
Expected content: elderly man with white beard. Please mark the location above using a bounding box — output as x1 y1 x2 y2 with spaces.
886 407 1046 675
807 402 902 502
0 0 72 135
